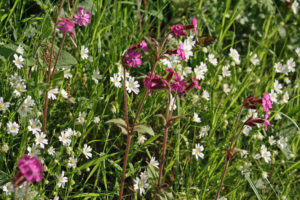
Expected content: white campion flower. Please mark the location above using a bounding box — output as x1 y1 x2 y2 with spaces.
183 67 192 77
183 39 193 60
7 121 19 136
16 45 24 55
67 156 77 169
47 146 56 156
64 69 73 79
274 62 284 73
192 144 204 160
24 96 34 107
13 54 24 69
194 62 207 80
282 91 289 104
80 46 89 60
269 89 278 103
18 103 32 117
277 136 288 149
260 145 271 163
27 145 41 157
208 53 218 66
133 177 149 196
35 132 48 149
57 171 68 188
28 119 41 135
223 84 231 94
148 157 159 168
202 90 210 101
0 97 10 111
48 88 59 100
117 64 130 79
199 125 210 138
64 128 77 137
286 58 295 73
126 77 140 94
77 112 86 124
59 131 71 146
93 116 100 123
82 144 92 159
92 70 102 84
193 112 201 123
137 136 147 144
292 0 299 14
229 48 240 65
222 65 231 77
169 94 176 111
110 73 122 88
268 136 276 146
2 182 14 195
60 89 68 99
13 83 27 97
250 53 260 65
273 80 282 94
2 144 9 152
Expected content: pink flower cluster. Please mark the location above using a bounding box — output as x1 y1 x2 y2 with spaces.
170 17 198 37
262 93 272 131
58 7 92 37
18 154 44 183
123 41 148 68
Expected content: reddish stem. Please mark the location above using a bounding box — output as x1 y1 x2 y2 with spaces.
157 126 169 187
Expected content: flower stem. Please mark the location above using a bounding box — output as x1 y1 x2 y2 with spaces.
157 126 169 187
215 157 230 200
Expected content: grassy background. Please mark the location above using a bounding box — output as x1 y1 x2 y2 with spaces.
0 0 300 199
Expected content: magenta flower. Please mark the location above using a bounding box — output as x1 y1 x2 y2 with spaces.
262 93 272 113
171 24 186 36
177 44 186 60
171 74 186 94
264 114 270 131
184 77 201 93
144 72 169 95
139 41 148 51
74 7 91 26
58 18 75 37
124 50 142 67
165 68 178 82
18 154 44 183
192 17 198 36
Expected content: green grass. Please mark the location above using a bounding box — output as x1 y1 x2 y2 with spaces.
0 0 300 199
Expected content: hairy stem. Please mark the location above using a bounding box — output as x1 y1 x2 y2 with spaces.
157 126 169 187
215 157 230 200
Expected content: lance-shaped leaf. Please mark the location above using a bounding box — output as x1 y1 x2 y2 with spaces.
166 115 183 127
155 114 166 126
106 118 129 135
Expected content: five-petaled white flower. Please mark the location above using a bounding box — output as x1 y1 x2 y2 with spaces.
192 144 204 160
57 171 68 188
126 77 140 94
110 73 122 88
35 132 48 149
7 121 20 136
13 54 24 69
80 46 89 60
82 144 92 159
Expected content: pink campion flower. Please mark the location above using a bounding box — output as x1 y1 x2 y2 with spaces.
17 154 44 183
171 74 186 94
184 77 201 93
58 18 75 37
124 50 142 67
192 17 198 36
74 7 91 26
264 113 271 131
262 93 272 113
165 68 178 82
139 41 148 51
144 72 169 95
177 44 186 60
171 24 186 36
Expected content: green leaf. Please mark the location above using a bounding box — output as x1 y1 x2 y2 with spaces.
51 70 64 87
134 124 155 136
244 173 262 200
54 47 77 68
40 14 53 40
0 44 17 60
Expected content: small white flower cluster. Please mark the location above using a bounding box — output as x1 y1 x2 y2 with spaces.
0 97 10 112
13 45 24 69
9 74 27 97
18 96 35 117
59 128 78 146
194 62 208 80
199 125 210 139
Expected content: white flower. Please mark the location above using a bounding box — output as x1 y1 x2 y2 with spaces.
126 77 140 94
277 136 288 149
64 69 73 79
148 157 159 168
13 54 24 69
82 144 92 159
139 170 149 182
182 67 192 77
250 53 260 65
51 197 59 200
193 112 201 123
60 89 68 99
64 128 77 137
28 119 41 135
183 40 193 60
68 156 77 169
268 136 276 146
18 104 32 117
47 146 55 156
7 121 19 136
2 182 14 195
199 125 210 138
194 62 207 80
169 95 176 111
274 62 284 73
292 1 299 14
219 197 227 200
57 171 68 188
202 90 210 101
16 45 24 55
282 91 289 104
208 54 218 66
77 112 86 124
2 144 9 152
284 77 291 85
24 96 34 107
260 145 271 163
223 84 231 94
80 46 89 59
262 171 268 179
35 132 48 149
137 136 147 144
192 144 204 160
93 116 100 123
92 70 102 84
222 65 231 77
110 73 122 88
118 64 130 79
27 145 41 157
296 47 300 58
0 97 10 111
274 80 282 94
229 48 240 65
133 177 149 196
13 83 27 97
286 58 296 72
48 88 59 100
59 131 71 146
269 89 278 103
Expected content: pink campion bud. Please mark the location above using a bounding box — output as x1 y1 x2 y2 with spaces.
262 93 272 113
17 154 44 183
171 24 186 36
144 72 169 95
171 74 186 94
264 113 271 131
74 7 92 26
58 18 75 37
184 77 201 93
124 50 142 68
177 44 186 60
139 41 148 51
192 17 198 36
165 68 177 82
